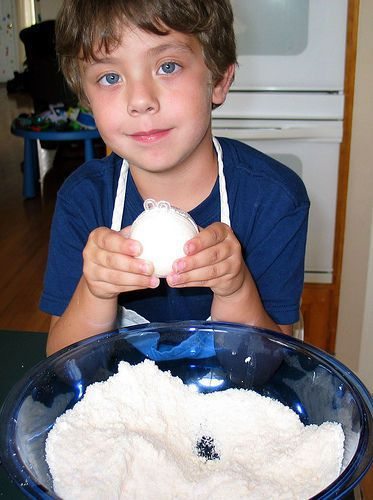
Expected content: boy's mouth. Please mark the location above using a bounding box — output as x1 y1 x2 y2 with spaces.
130 129 171 144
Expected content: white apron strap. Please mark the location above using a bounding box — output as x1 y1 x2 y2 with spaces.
213 136 231 226
111 158 129 231
112 138 230 231
111 138 230 326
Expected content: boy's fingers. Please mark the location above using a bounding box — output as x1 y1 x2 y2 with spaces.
184 223 229 255
91 227 141 256
119 225 132 238
93 267 159 290
173 244 229 273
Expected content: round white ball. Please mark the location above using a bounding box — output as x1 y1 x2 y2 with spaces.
130 208 199 277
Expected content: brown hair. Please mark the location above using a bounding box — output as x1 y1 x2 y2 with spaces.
55 0 237 104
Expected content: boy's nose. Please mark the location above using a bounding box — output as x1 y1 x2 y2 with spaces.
127 81 159 116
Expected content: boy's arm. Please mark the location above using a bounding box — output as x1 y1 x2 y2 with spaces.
46 227 159 356
46 276 118 356
209 269 293 335
167 222 300 334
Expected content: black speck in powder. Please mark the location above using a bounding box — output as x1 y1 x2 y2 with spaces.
195 435 220 461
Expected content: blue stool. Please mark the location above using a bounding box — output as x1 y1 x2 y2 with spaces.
11 124 102 198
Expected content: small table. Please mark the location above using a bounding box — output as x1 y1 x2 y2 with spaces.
11 124 101 199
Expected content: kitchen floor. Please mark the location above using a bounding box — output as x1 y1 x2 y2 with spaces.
0 83 104 332
0 83 371 498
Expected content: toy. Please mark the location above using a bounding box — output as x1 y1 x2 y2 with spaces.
130 199 199 277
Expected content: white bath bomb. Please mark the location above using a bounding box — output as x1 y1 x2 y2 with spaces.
130 199 199 277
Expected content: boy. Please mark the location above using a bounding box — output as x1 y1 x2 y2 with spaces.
40 0 309 355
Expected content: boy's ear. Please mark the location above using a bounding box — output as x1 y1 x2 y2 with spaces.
212 64 235 106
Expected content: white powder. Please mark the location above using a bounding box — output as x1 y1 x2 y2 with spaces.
45 360 345 499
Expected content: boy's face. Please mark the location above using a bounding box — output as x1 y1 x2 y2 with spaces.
82 25 231 175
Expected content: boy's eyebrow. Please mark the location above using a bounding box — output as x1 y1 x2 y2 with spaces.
147 42 195 57
87 41 195 65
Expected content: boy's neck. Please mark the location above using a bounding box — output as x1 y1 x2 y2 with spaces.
129 141 218 213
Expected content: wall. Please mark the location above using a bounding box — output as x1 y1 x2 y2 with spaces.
34 0 62 21
16 0 35 69
0 0 21 81
336 0 373 392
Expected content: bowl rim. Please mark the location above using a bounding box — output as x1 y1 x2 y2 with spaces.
0 320 372 499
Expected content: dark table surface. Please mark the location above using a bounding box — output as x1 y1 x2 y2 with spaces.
0 330 47 499
0 330 359 500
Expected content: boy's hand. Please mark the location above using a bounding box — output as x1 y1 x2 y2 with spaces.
166 222 248 297
166 222 277 328
82 227 159 300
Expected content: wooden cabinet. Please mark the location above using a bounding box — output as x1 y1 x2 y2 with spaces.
301 285 334 352
301 0 359 354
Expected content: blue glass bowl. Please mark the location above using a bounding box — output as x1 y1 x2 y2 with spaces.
0 321 372 499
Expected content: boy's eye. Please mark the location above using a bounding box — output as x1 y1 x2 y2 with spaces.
158 62 181 75
99 73 121 86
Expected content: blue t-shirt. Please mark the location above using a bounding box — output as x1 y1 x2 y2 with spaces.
40 137 310 325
